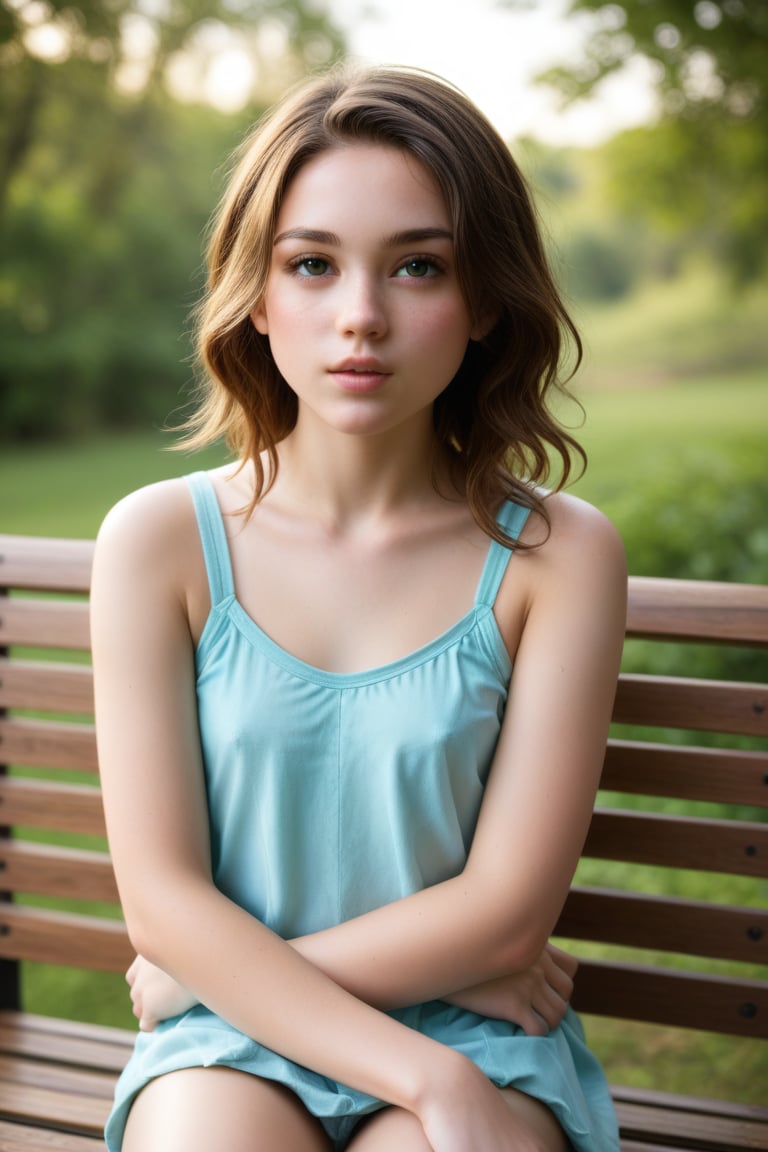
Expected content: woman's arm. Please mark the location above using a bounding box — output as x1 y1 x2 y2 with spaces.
127 942 577 1035
90 482 498 1131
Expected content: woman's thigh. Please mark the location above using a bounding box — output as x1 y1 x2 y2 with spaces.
122 1066 332 1152
347 1085 568 1152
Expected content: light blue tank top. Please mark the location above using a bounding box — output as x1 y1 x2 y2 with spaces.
104 473 621 1152
189 471 530 938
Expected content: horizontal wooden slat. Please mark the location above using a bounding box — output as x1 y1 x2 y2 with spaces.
614 1097 768 1152
0 597 90 650
0 658 93 714
0 716 98 772
573 958 768 1036
0 536 93 594
614 1142 679 1152
626 575 768 646
614 674 768 736
0 1121 104 1150
602 739 768 807
0 1052 117 1098
0 841 119 903
558 887 768 963
584 809 768 876
0 1012 134 1069
0 1015 128 1149
0 906 131 971
0 778 106 837
612 1085 768 1127
0 1079 111 1136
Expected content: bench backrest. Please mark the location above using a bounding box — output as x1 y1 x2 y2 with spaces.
1 533 767 1040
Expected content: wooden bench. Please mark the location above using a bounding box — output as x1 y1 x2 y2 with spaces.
1 531 766 1151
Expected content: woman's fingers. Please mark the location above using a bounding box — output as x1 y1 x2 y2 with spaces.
546 942 579 978
531 981 569 1032
543 944 577 1001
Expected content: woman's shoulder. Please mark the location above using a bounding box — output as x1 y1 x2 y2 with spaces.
96 464 238 548
93 467 230 600
541 490 623 551
494 490 625 654
96 474 197 561
517 490 626 593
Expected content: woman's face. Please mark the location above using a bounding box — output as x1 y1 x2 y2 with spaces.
251 143 483 443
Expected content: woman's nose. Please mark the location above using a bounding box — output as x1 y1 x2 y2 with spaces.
335 274 388 339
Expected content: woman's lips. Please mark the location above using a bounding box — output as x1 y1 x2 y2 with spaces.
329 361 391 393
331 370 388 393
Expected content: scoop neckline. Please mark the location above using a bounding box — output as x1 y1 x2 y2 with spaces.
202 595 507 689
189 469 524 688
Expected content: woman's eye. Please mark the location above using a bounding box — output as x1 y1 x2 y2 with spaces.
293 257 330 277
396 258 438 279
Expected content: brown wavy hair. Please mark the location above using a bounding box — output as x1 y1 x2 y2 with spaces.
186 64 585 545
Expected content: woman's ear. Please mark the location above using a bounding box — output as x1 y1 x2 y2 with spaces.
250 303 269 335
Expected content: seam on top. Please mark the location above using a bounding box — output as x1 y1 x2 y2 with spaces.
194 593 238 676
479 609 513 682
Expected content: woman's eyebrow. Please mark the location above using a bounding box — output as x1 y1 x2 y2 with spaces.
383 227 453 247
273 228 339 246
273 226 454 247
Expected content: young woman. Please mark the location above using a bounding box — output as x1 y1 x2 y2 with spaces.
91 65 626 1152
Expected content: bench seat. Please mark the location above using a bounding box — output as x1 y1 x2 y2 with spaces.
0 1011 131 1149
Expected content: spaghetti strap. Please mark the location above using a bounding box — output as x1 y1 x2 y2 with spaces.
475 500 531 608
186 472 236 607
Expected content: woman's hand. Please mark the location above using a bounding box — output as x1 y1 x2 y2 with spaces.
444 943 577 1036
416 1049 553 1152
126 955 199 1031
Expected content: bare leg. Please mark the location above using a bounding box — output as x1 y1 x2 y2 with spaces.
122 1066 332 1152
348 1085 568 1152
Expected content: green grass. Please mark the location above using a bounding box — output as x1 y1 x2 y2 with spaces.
0 429 229 537
559 368 767 515
583 1017 767 1102
573 260 768 388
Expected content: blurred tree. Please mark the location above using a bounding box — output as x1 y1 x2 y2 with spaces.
519 139 663 302
526 0 768 281
0 0 345 439
0 0 344 214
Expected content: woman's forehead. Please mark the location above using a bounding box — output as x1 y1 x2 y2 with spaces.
275 144 450 234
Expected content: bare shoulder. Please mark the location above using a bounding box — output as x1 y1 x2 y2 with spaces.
92 474 210 618
527 491 627 629
515 490 623 578
96 476 194 565
495 492 625 660
534 491 626 577
504 490 624 615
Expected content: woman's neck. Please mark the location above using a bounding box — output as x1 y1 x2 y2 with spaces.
268 414 456 535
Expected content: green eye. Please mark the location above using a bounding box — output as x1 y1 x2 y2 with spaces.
399 258 433 278
296 257 329 276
